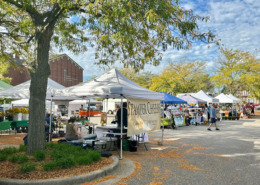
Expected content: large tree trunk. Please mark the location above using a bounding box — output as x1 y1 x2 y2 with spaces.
27 26 54 155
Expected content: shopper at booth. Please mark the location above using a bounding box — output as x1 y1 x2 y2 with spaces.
116 102 128 128
66 118 83 141
208 104 220 131
45 113 55 130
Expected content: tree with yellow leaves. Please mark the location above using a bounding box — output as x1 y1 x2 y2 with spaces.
150 61 213 95
211 48 260 99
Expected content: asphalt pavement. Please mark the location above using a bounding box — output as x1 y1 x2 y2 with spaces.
99 116 260 185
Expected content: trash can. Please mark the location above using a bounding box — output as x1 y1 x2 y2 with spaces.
123 138 130 151
129 140 137 152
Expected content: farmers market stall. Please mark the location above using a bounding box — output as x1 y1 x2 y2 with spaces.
56 69 164 158
160 93 187 128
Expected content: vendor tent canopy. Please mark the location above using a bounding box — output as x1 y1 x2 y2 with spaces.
56 69 164 159
11 99 54 106
178 94 207 104
161 93 187 104
56 69 164 100
193 90 219 103
0 78 81 100
0 80 12 90
215 93 236 103
227 94 242 103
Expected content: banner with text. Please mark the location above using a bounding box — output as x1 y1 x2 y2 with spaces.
127 99 161 136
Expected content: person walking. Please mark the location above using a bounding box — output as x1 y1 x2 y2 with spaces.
208 104 220 131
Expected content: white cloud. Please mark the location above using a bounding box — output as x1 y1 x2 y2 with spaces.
62 0 260 77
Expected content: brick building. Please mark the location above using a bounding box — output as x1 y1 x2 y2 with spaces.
4 54 83 87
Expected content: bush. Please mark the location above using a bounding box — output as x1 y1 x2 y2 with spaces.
57 157 76 169
20 162 36 173
1 147 18 155
89 151 102 162
18 145 27 152
33 150 45 161
43 161 57 171
45 142 55 149
9 154 29 163
77 156 93 165
0 154 8 161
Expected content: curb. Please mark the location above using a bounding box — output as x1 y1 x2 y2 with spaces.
0 156 119 185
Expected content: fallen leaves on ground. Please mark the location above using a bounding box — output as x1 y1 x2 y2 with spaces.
180 164 203 171
81 175 117 185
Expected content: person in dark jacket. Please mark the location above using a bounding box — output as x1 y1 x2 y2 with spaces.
116 102 128 128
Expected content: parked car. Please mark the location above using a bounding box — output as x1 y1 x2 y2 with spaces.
246 103 259 109
57 105 68 116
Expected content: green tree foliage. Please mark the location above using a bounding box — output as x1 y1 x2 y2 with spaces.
0 0 216 154
150 61 214 95
118 68 156 89
211 48 260 98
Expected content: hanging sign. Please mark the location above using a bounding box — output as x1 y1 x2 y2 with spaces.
127 99 161 136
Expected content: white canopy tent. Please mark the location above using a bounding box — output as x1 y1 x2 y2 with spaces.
193 90 219 104
0 78 81 100
56 69 165 159
56 69 164 100
227 94 242 103
0 78 81 142
11 99 54 107
215 93 236 103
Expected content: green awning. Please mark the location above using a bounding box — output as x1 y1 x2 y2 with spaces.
0 80 13 90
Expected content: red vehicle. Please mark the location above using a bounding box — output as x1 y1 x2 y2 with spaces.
246 103 259 109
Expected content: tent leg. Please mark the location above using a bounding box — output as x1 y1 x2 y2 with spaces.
162 100 164 145
106 97 108 124
49 96 53 142
3 99 5 121
120 96 123 160
89 99 90 121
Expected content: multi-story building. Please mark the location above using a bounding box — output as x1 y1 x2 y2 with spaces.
4 54 83 87
236 90 259 104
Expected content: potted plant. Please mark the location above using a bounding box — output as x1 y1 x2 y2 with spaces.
13 108 22 121
21 108 29 120
8 108 15 121
0 112 5 122
217 117 221 121
232 116 236 120
222 117 226 120
228 117 232 120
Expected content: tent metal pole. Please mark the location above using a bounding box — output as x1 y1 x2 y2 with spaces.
89 99 90 122
49 96 53 142
120 96 123 159
3 99 5 121
106 97 108 124
162 100 164 145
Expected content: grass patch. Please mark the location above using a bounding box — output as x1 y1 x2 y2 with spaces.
9 154 29 164
20 162 36 173
0 154 8 161
18 145 27 152
43 161 58 171
1 147 18 155
33 150 45 161
57 157 76 169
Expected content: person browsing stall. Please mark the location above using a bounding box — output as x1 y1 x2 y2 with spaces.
207 104 220 131
116 102 128 128
45 113 55 129
66 118 83 141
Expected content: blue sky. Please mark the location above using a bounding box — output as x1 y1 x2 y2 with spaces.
62 0 260 77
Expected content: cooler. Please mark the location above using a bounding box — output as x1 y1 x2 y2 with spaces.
99 137 117 151
83 134 97 140
70 139 84 146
